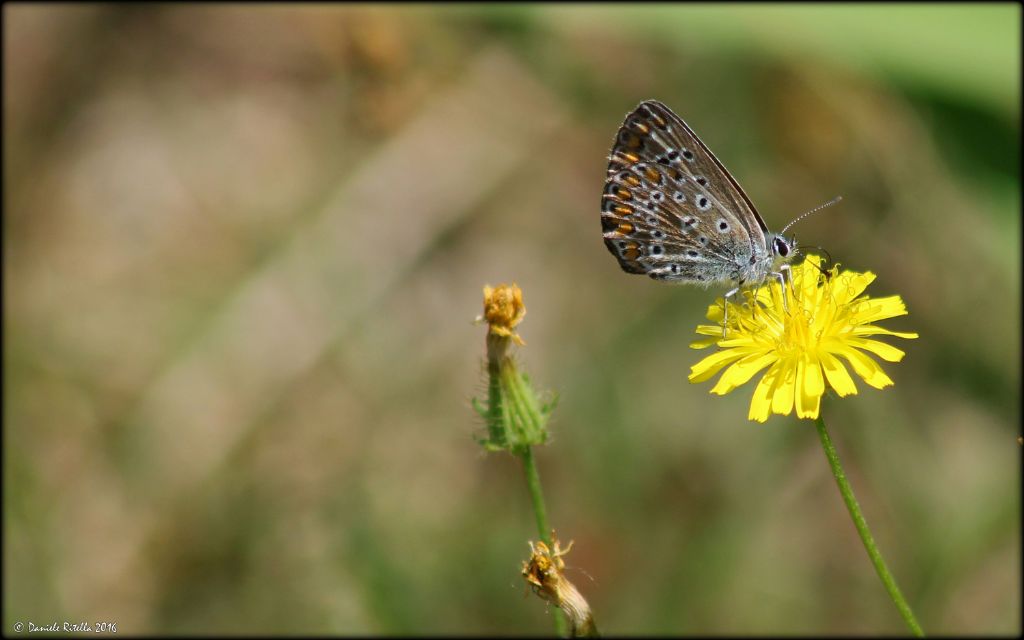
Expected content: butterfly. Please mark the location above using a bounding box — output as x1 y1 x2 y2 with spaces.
601 100 821 324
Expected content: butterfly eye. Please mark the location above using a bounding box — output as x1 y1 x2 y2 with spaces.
773 237 791 257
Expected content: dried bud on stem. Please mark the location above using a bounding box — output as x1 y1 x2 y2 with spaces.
522 532 598 637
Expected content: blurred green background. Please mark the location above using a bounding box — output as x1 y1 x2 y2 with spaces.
4 3 1020 635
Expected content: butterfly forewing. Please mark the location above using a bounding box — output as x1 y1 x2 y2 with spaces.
602 101 771 285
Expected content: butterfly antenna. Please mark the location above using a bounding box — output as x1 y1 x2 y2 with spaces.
816 245 833 267
780 195 843 235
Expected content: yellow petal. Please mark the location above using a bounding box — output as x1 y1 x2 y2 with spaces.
748 362 783 423
845 337 906 362
771 358 797 415
797 388 821 419
832 270 876 305
796 355 825 419
848 295 908 323
797 262 826 310
716 336 761 348
851 325 919 339
801 254 821 271
805 355 826 396
836 346 894 389
688 348 755 383
705 301 725 323
694 324 725 337
710 351 779 395
820 351 858 397
689 335 721 349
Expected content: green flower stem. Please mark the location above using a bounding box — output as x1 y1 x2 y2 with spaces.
483 335 568 636
814 415 924 637
520 446 570 637
521 447 552 540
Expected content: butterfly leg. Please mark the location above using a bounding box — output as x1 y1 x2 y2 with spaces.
750 282 765 321
772 273 789 312
721 286 741 337
770 264 794 312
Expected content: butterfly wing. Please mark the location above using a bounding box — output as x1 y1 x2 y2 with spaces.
601 100 770 283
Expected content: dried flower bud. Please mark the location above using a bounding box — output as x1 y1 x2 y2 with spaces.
480 283 526 346
522 532 597 637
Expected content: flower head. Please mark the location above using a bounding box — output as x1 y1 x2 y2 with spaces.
522 536 573 596
522 532 596 637
689 256 918 422
474 282 552 452
479 283 526 346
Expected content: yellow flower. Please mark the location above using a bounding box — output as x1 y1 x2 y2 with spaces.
480 283 526 346
689 256 918 422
